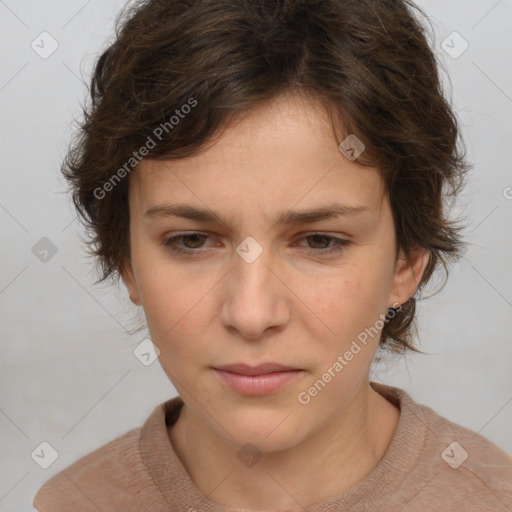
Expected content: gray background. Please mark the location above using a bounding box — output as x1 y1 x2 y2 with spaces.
1 0 511 510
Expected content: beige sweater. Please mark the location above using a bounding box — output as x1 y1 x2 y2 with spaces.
33 383 512 511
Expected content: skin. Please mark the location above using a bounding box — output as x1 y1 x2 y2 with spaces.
122 92 429 509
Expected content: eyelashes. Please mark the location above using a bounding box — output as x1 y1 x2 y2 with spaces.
162 232 351 258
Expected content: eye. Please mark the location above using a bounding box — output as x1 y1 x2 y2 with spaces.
162 232 351 258
297 233 351 256
162 232 213 257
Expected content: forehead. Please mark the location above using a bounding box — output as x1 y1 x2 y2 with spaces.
130 93 387 218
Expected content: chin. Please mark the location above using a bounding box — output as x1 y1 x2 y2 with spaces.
216 409 307 453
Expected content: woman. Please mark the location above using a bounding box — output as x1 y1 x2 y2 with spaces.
34 0 512 510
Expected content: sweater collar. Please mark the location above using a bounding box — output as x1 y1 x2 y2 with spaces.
140 382 428 511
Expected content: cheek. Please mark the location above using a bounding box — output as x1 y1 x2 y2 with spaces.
137 271 210 381
296 265 394 373
136 262 216 344
300 267 385 328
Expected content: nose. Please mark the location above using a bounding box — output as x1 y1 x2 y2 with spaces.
220 242 290 340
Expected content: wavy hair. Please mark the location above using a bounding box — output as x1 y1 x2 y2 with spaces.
62 0 469 354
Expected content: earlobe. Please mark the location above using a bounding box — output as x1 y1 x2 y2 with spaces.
388 246 430 309
120 261 142 306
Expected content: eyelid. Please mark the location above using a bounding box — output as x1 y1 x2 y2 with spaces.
162 231 351 257
163 230 349 243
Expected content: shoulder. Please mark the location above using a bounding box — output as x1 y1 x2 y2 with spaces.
428 403 512 498
32 427 153 510
32 397 179 512
391 386 512 510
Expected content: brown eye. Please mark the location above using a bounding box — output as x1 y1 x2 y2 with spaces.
298 233 351 256
306 234 333 249
177 233 207 249
163 233 211 256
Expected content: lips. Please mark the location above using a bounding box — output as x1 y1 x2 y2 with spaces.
212 363 303 395
213 363 299 375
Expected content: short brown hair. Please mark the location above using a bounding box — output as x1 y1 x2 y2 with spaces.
63 0 469 355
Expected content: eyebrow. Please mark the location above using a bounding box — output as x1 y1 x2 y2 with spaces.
144 202 370 230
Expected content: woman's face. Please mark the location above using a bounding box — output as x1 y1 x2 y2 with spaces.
122 93 427 452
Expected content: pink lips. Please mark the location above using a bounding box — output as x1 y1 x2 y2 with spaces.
212 363 303 396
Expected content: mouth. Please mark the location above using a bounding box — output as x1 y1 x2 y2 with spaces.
212 363 304 396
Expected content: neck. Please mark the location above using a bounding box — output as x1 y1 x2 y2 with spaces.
168 382 399 510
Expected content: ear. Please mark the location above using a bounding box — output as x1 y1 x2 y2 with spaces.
388 246 430 309
120 260 142 306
